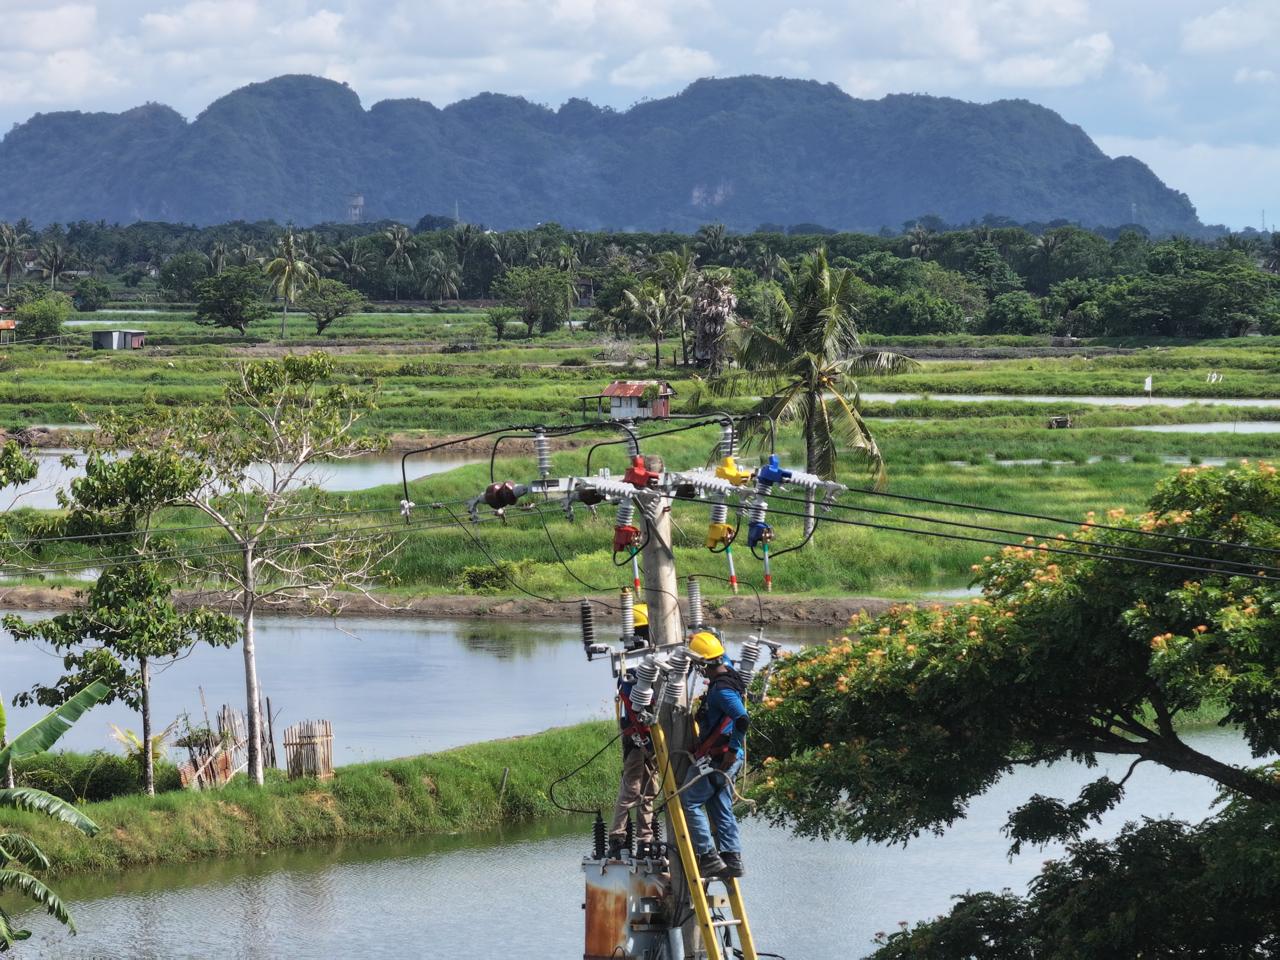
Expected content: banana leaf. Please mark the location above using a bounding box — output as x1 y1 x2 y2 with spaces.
0 680 110 768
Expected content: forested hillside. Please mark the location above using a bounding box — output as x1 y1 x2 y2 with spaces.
0 75 1200 234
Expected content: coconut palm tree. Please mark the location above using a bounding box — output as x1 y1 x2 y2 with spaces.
0 224 30 295
234 242 260 268
420 251 460 305
651 248 697 364
383 224 414 299
621 281 675 369
207 241 229 276
327 238 373 286
556 243 583 331
263 230 320 337
694 223 730 263
754 243 783 281
1262 234 1280 275
450 223 482 284
35 240 72 290
0 680 108 950
907 225 935 260
730 249 916 535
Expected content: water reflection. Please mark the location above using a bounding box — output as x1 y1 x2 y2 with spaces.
12 728 1257 959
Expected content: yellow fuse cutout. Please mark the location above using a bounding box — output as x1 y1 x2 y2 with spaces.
716 456 753 486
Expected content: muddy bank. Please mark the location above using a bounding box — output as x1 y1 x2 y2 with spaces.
0 584 894 627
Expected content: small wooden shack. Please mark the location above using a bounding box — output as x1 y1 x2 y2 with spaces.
0 311 14 345
579 380 675 421
91 329 146 350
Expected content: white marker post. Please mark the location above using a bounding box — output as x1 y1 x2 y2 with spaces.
1143 375 1152 401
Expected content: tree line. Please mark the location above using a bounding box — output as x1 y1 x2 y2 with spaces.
3 217 1280 340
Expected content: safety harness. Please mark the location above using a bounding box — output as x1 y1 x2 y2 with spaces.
618 684 651 745
692 668 747 761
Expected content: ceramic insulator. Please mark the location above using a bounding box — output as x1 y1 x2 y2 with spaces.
534 429 552 477
687 577 704 629
630 656 660 709
662 648 690 705
737 636 762 687
709 499 728 525
620 589 635 637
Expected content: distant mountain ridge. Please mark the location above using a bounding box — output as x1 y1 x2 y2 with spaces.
0 74 1201 233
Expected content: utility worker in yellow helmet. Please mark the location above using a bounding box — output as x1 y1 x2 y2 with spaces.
681 630 749 879
633 603 649 641
610 601 658 855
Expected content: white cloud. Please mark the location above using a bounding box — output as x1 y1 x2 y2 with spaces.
758 9 839 53
282 10 344 50
982 31 1112 86
140 0 262 47
1234 66 1276 85
0 4 98 53
1096 134 1280 228
610 46 716 87
1182 2 1279 53
1123 61 1168 100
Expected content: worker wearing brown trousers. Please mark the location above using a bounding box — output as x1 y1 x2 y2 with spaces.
610 667 659 855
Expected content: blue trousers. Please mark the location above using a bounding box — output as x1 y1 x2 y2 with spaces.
681 755 743 856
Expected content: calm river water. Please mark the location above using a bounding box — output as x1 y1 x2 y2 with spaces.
1 451 479 511
2 615 831 763
11 728 1249 959
3 615 1257 959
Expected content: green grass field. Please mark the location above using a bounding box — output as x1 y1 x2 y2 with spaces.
4 320 1278 599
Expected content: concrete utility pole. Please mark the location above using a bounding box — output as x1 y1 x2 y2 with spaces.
639 453 702 957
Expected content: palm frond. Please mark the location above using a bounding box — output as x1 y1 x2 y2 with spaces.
0 905 33 950
0 790 99 836
0 869 75 932
0 680 109 767
827 385 886 488
842 349 919 376
0 834 49 870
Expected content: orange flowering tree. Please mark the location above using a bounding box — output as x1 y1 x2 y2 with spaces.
751 462 1280 955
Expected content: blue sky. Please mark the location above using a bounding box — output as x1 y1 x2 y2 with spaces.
0 0 1276 228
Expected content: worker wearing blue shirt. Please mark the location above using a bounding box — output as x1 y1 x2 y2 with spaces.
681 631 749 879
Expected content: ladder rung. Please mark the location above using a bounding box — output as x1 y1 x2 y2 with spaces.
711 918 741 927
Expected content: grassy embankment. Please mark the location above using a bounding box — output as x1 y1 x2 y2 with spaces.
0 721 616 876
4 330 1279 598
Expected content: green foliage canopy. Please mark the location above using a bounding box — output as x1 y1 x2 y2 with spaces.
13 293 70 342
299 278 365 335
752 462 1280 955
194 266 270 335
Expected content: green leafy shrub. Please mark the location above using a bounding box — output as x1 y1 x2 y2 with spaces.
13 750 182 802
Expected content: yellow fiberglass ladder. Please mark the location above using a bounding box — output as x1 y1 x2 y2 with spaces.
650 722 757 960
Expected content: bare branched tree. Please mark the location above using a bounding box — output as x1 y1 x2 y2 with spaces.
97 353 398 786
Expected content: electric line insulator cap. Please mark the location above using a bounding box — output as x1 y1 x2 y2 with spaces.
716 456 753 487
706 522 735 549
483 481 521 510
613 524 641 552
623 456 660 489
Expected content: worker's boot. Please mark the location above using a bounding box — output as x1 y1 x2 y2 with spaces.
607 836 624 860
719 851 744 878
696 850 728 877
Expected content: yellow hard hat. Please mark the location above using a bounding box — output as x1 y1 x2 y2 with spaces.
688 631 725 662
633 603 649 628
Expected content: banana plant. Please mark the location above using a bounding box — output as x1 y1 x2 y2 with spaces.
0 680 108 951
